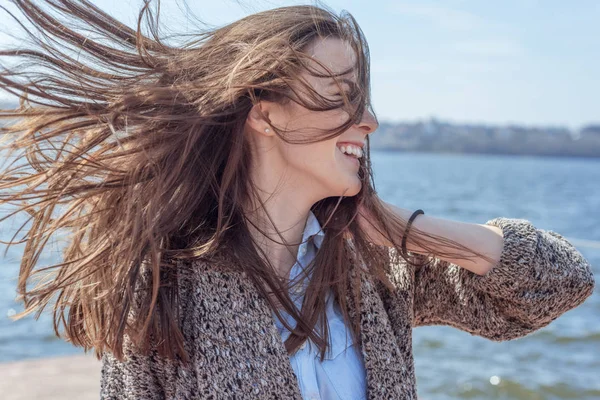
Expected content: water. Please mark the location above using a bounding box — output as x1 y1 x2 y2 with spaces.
372 152 600 400
1 151 599 399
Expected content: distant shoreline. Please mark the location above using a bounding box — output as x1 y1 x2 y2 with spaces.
370 148 600 160
369 119 600 159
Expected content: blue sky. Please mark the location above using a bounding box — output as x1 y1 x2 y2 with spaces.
1 0 598 131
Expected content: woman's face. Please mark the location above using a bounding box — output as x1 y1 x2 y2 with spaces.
246 37 378 202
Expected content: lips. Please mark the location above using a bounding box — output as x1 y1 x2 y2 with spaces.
336 140 365 149
337 146 360 166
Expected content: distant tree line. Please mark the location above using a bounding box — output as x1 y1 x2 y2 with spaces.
369 118 600 158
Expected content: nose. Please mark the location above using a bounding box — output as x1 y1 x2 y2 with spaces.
355 107 378 135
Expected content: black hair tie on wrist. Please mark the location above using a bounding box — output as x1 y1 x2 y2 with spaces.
401 209 424 259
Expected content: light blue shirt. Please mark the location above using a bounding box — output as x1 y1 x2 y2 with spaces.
271 210 367 400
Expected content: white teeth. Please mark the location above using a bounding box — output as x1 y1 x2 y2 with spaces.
338 144 362 158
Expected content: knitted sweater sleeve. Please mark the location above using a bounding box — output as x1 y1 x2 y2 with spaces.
99 334 168 400
411 217 595 341
99 263 173 400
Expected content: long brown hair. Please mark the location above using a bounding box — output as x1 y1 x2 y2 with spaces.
0 0 495 365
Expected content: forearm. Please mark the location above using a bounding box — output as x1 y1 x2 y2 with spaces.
378 202 504 276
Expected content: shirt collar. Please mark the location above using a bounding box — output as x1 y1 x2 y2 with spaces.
301 210 325 250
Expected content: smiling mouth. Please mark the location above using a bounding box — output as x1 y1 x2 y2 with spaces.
337 147 361 166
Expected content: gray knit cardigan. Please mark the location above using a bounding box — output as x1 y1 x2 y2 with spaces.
100 217 595 399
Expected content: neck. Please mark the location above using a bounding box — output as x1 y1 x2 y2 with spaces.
243 138 325 279
243 169 318 279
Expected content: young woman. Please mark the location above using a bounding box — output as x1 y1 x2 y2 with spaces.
0 2 594 399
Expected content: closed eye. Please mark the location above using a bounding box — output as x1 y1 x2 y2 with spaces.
334 91 360 102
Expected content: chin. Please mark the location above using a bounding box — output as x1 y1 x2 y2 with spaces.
337 177 362 197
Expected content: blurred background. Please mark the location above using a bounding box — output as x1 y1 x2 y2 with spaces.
1 1 598 399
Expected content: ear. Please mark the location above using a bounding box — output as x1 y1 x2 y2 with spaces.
245 101 276 137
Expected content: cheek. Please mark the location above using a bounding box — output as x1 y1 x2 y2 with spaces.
277 111 350 173
283 143 337 171
320 109 352 131
278 140 344 182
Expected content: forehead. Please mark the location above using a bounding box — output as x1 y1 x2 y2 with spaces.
303 37 357 81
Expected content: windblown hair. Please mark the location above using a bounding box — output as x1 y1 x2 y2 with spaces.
0 0 495 364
